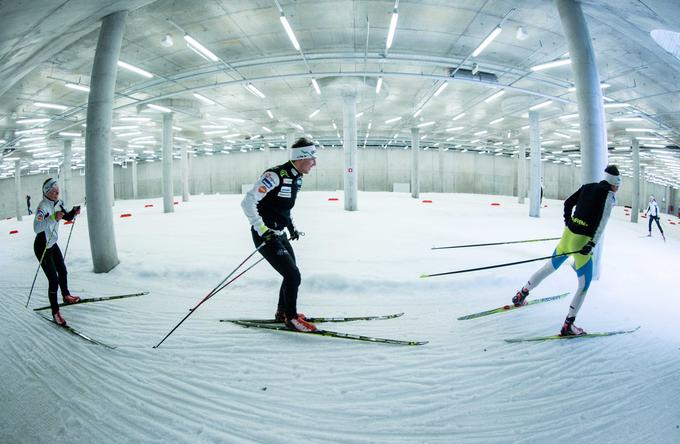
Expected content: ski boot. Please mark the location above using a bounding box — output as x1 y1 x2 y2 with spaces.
512 287 530 307
63 294 80 304
53 311 67 326
560 316 586 336
285 314 317 332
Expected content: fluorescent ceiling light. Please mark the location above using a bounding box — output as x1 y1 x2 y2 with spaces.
309 109 320 118
521 124 530 130
446 126 464 132
184 35 219 62
266 109 274 119
222 133 240 139
453 112 465 121
17 118 50 124
173 126 182 131
65 83 90 92
417 121 435 128
385 116 401 124
433 81 448 97
612 116 643 122
413 109 423 118
376 77 383 94
386 9 399 49
568 82 609 92
625 128 655 132
311 78 321 95
531 59 571 71
469 139 480 144
204 129 231 135
220 117 245 123
116 131 143 137
484 90 505 103
245 83 266 99
529 100 552 111
147 103 172 113
603 103 630 108
356 112 364 118
34 102 68 111
559 113 579 119
554 132 570 139
262 126 272 133
280 15 300 50
193 93 215 105
174 136 190 142
112 125 139 131
472 26 502 57
120 117 151 122
474 130 488 136
118 61 153 78
16 128 47 135
489 117 504 125
58 132 81 137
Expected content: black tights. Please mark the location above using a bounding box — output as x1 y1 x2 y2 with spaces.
33 233 70 314
251 229 301 318
648 215 664 234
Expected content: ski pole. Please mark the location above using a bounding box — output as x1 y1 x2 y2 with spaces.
420 250 581 278
63 216 76 260
431 236 560 250
153 244 266 348
26 221 59 308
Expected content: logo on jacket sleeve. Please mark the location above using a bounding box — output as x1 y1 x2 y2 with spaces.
278 186 292 198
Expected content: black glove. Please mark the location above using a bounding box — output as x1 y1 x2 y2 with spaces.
262 229 278 244
288 226 300 241
580 241 595 255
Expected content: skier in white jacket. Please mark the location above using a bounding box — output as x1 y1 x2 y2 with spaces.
645 195 665 241
33 178 81 325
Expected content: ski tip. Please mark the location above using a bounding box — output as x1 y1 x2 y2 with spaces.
419 273 429 279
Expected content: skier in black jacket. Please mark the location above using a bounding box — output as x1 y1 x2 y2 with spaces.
512 165 621 336
241 137 318 332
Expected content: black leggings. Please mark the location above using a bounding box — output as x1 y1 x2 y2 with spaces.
648 215 664 234
251 229 301 318
34 233 70 314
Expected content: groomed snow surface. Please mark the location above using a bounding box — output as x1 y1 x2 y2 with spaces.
1 191 679 443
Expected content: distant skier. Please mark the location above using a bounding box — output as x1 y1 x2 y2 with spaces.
241 137 318 332
34 178 81 326
645 195 665 241
26 195 32 215
512 165 621 336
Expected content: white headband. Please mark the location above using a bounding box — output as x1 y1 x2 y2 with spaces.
604 172 621 187
290 144 317 160
42 178 58 195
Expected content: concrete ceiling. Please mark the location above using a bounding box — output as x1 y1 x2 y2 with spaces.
1 0 679 187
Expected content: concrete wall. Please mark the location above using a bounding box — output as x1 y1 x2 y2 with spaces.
0 169 86 218
2 149 678 218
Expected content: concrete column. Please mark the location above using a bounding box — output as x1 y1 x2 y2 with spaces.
664 186 671 214
181 144 189 202
187 151 193 194
518 140 527 204
631 138 640 223
438 145 444 192
557 0 607 184
84 10 126 273
62 139 72 208
286 130 295 155
640 166 647 213
14 161 22 221
411 127 420 198
529 111 541 217
162 113 174 213
342 93 358 211
131 158 138 199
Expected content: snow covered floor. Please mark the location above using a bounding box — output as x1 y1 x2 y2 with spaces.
1 191 679 443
